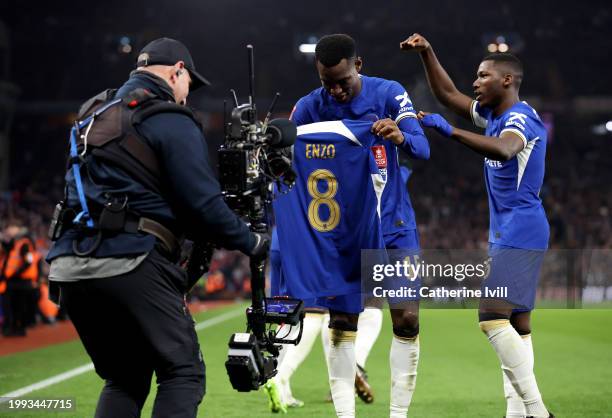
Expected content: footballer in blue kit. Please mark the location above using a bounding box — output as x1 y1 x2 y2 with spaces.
274 34 430 418
267 119 389 412
473 100 549 314
402 33 554 418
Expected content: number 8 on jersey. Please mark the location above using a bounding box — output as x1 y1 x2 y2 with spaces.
307 169 340 232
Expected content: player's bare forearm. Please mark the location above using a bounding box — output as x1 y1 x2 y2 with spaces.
401 34 472 120
419 49 472 120
450 128 520 161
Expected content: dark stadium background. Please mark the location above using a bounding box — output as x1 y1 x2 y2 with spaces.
1 3 611 417
0 1 610 300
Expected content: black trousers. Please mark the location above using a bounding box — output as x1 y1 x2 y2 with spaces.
2 280 33 336
58 249 206 418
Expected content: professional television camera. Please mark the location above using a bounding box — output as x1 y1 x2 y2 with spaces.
218 45 304 392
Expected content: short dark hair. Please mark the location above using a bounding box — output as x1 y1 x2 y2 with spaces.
315 34 356 67
482 52 523 85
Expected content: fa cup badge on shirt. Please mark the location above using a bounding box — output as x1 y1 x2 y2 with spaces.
370 145 388 182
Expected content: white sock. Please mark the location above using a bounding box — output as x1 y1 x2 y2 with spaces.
323 310 383 369
480 320 548 418
355 308 383 368
327 328 357 417
521 334 547 417
275 313 323 400
274 324 291 366
522 334 534 374
389 335 419 418
503 334 535 417
321 312 331 360
503 370 526 417
503 373 526 417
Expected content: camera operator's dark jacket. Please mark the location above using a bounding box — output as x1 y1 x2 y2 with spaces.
47 71 254 261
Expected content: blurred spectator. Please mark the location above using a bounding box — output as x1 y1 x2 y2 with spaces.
0 218 42 337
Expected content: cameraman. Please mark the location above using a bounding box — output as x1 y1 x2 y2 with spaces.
46 38 268 418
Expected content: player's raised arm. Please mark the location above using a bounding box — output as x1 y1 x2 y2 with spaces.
417 111 525 161
400 33 473 121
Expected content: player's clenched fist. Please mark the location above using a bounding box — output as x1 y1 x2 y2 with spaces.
400 33 430 52
371 118 404 145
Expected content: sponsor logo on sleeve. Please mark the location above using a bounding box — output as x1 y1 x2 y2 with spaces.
505 112 527 131
395 91 412 107
485 157 503 168
505 120 525 131
398 106 415 114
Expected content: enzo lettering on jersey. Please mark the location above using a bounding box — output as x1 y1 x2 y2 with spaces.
305 143 336 159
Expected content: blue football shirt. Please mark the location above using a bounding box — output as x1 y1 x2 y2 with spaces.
272 120 386 299
290 75 429 242
470 100 549 249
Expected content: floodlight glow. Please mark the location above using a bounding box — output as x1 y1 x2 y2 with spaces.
498 43 509 52
606 121 612 132
487 43 498 53
299 43 316 54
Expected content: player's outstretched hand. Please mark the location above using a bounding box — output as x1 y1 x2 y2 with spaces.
400 33 430 52
417 111 454 137
371 118 404 145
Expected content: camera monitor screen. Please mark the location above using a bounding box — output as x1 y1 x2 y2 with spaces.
265 298 301 314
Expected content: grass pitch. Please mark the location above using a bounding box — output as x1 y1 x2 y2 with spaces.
1 306 611 417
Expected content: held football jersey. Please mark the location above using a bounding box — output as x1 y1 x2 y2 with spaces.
290 75 429 239
273 120 386 299
470 100 549 249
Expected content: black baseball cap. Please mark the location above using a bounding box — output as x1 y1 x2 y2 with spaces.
136 37 211 90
